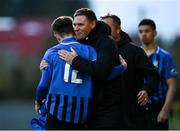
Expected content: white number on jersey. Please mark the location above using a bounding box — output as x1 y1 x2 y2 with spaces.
64 63 82 84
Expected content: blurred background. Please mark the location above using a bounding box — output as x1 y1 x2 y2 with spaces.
0 0 179 129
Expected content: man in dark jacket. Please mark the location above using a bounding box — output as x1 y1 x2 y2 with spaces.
101 14 159 129
59 8 123 129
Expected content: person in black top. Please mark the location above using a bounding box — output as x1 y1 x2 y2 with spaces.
58 8 124 129
101 13 159 129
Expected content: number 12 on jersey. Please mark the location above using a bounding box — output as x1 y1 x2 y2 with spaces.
64 63 83 84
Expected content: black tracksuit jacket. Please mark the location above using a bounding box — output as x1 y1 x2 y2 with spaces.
117 31 159 129
72 21 122 129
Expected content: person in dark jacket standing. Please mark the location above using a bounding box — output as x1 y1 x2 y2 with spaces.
101 13 159 129
58 8 124 129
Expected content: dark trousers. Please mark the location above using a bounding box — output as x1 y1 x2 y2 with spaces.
45 113 85 130
146 102 168 130
121 114 148 129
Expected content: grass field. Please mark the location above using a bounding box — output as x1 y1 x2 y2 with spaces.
169 116 180 129
169 102 180 129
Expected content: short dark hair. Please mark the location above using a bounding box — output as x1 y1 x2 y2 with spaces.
51 16 74 36
73 8 97 21
100 13 121 27
138 18 156 30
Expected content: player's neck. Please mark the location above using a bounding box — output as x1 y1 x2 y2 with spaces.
59 34 74 42
143 41 157 56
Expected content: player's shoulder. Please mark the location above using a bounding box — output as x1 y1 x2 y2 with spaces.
46 44 59 54
73 42 96 59
158 47 172 58
44 43 59 60
80 43 96 54
159 47 169 55
71 41 92 51
70 41 81 48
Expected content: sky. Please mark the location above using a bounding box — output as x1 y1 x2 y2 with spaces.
89 0 180 43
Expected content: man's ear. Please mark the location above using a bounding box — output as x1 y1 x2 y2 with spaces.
154 30 157 37
117 28 121 34
91 20 96 29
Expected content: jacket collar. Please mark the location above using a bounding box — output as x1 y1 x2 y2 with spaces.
79 21 111 44
117 30 132 47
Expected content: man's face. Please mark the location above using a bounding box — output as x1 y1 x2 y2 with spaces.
102 17 120 42
138 25 156 45
73 15 95 40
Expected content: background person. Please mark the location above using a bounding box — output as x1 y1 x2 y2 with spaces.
138 18 178 130
101 13 159 129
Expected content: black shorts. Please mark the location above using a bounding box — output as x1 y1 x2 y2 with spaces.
146 102 168 130
45 113 85 130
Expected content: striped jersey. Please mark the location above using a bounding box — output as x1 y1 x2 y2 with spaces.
36 37 97 124
147 46 178 104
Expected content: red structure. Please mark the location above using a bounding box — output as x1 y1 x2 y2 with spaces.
0 17 51 55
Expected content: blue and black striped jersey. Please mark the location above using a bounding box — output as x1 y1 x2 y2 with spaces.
147 46 178 104
36 37 97 124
